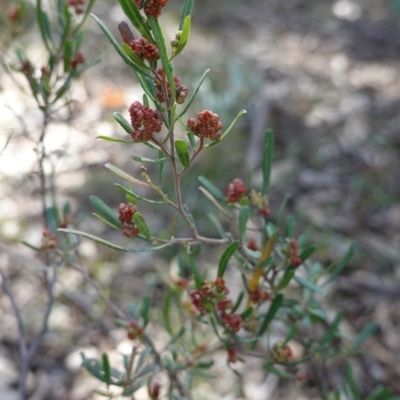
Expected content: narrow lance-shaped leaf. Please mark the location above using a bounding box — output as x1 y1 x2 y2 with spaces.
188 257 203 289
179 68 210 117
132 155 168 164
348 322 377 352
90 195 122 229
262 129 274 195
36 0 52 51
263 361 294 379
133 212 151 240
322 311 343 346
275 268 296 291
63 40 72 73
174 16 191 57
239 204 249 241
293 275 327 296
198 176 225 201
207 109 247 147
300 245 316 263
179 0 194 30
258 294 283 335
102 353 111 387
105 163 149 187
323 243 356 286
96 136 134 144
217 241 239 278
175 139 190 168
58 228 172 253
115 183 165 205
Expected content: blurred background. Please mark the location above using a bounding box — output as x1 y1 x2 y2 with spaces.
1 0 400 398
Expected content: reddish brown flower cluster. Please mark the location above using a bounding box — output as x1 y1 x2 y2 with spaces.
20 60 34 76
69 0 85 14
128 101 163 142
148 383 161 400
41 228 58 250
7 5 21 22
155 68 188 104
130 38 159 62
187 110 223 141
134 0 143 8
259 207 271 217
249 286 270 304
226 178 247 203
272 342 292 363
127 320 143 340
247 237 259 251
190 278 243 333
288 238 301 267
70 51 85 69
144 0 169 18
118 203 140 237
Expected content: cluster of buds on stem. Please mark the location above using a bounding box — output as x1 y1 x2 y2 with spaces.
130 38 160 62
129 101 163 142
134 0 169 18
118 203 140 237
226 178 247 203
70 51 85 69
187 110 223 141
249 189 270 217
7 5 21 22
68 0 85 15
154 68 188 104
41 228 58 250
148 382 161 399
272 341 292 363
127 320 143 340
288 238 301 267
227 347 237 363
249 286 270 304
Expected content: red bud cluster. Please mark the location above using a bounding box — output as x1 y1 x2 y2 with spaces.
7 5 21 22
70 51 85 69
220 312 242 333
69 0 85 14
247 237 259 251
288 238 301 267
227 347 237 363
187 110 223 141
249 286 270 304
118 203 140 237
259 207 271 217
130 38 160 62
226 178 247 203
41 228 58 250
155 68 188 104
143 0 169 18
127 320 143 340
128 101 163 142
272 342 292 363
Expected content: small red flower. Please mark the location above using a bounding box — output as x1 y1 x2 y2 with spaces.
118 203 140 237
227 178 247 203
259 206 271 217
187 110 222 141
144 0 169 17
227 347 237 363
288 238 301 267
127 321 143 340
149 382 161 399
130 38 159 61
249 287 270 304
128 101 163 142
154 68 188 104
247 237 259 251
70 51 85 69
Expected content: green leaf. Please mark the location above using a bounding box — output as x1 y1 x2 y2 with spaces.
114 111 133 134
179 0 194 30
175 139 190 168
217 241 239 278
207 213 226 238
161 292 172 333
102 353 111 387
239 204 249 241
174 16 191 57
365 386 392 400
92 14 137 70
262 129 274 195
187 242 202 258
96 135 133 144
188 258 203 289
275 268 296 291
63 40 72 73
133 212 151 240
117 0 154 43
198 176 225 201
121 43 154 79
148 17 175 104
90 195 122 229
283 325 298 346
293 275 327 296
263 361 294 379
132 155 168 164
231 292 244 313
92 213 121 230
58 228 171 253
241 306 253 319
46 206 58 235
323 243 356 286
105 163 149 187
140 295 150 327
322 311 343 346
258 294 283 335
300 245 316 263
115 183 165 205
179 69 210 117
207 109 247 147
285 216 294 238
349 322 377 352
345 361 361 400
36 0 52 51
